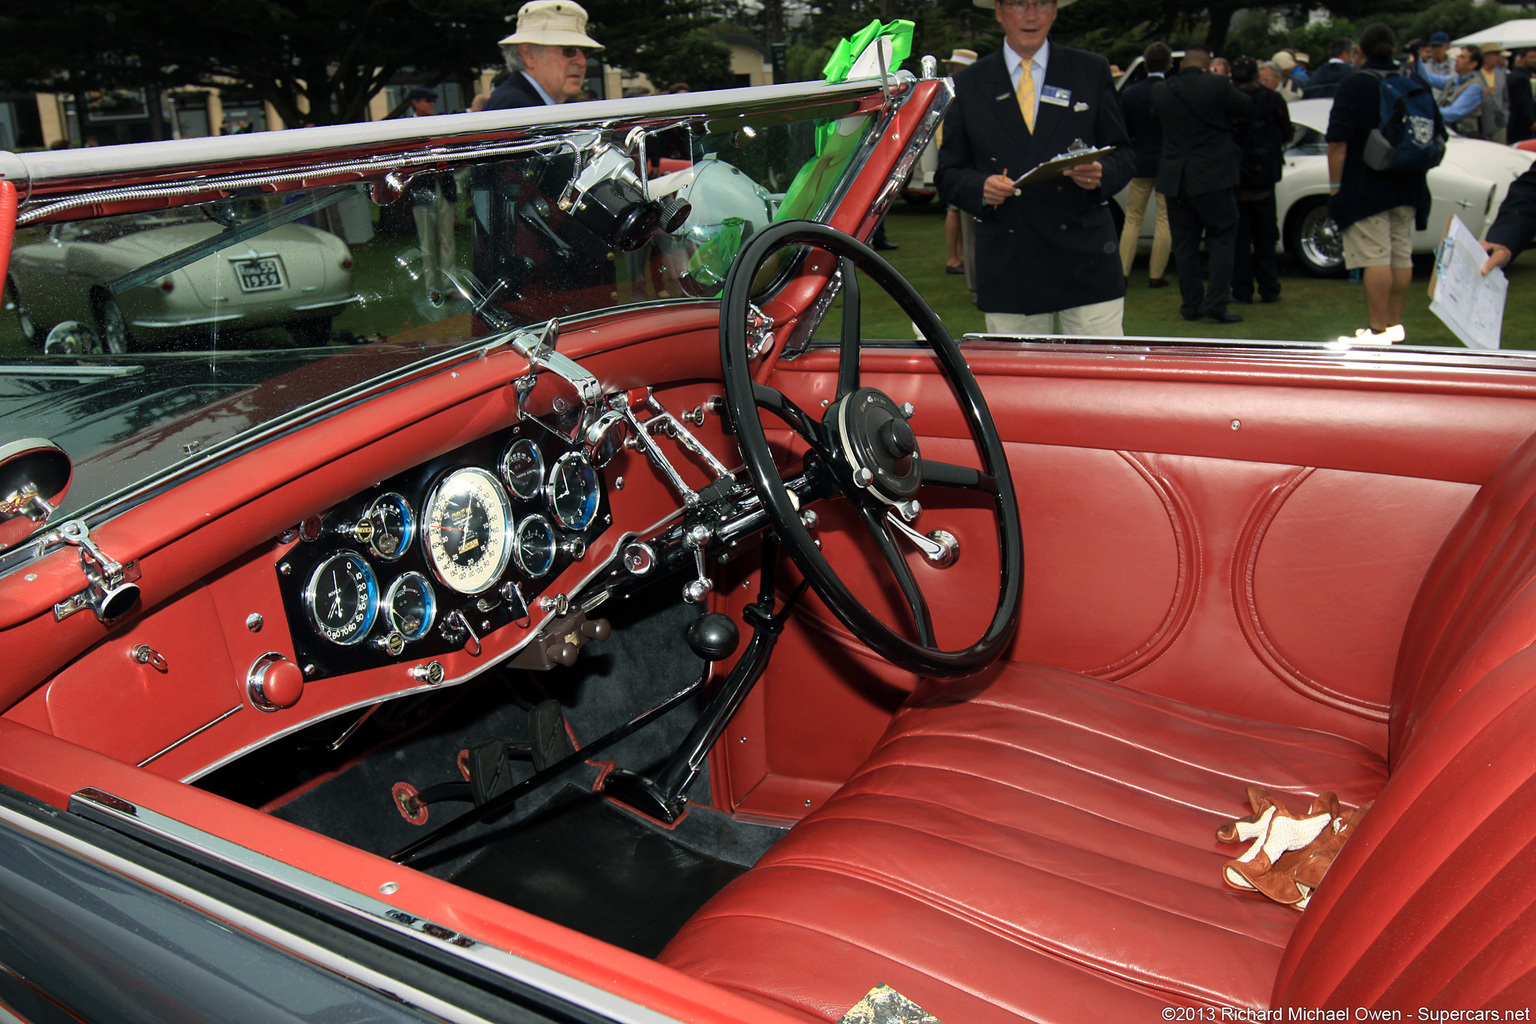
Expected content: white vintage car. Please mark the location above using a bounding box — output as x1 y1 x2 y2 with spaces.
4 206 357 352
1120 96 1535 275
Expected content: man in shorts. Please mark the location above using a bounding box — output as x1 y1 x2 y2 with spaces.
1325 22 1442 343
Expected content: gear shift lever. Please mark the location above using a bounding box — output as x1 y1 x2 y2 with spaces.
603 609 759 822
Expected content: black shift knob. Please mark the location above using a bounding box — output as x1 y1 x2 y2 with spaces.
687 612 740 662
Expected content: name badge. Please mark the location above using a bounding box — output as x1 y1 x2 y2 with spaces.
1042 85 1072 107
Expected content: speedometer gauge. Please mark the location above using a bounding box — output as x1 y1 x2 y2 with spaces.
422 467 512 595
547 452 599 530
304 551 379 646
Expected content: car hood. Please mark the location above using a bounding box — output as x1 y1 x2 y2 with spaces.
0 340 460 518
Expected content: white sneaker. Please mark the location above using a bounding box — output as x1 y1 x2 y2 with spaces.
1337 325 1405 345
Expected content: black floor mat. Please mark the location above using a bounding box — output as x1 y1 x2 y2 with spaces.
448 788 745 958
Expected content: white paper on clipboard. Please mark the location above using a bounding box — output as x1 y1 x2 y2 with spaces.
1011 145 1116 188
1428 215 1508 350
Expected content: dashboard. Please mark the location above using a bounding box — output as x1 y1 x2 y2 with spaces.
275 419 611 681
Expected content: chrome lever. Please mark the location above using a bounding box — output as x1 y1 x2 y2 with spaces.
885 511 959 568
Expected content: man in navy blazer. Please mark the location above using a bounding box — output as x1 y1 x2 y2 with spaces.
484 1 602 111
936 0 1135 336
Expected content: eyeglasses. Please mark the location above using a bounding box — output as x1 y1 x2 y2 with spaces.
998 0 1056 10
556 46 587 58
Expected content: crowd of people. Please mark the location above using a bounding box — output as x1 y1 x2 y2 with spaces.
934 0 1535 342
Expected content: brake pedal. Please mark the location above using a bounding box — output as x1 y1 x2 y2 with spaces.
528 698 574 772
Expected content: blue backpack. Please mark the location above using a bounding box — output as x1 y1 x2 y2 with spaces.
1362 69 1447 174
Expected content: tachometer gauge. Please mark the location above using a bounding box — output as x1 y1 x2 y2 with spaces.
501 438 545 500
423 467 512 595
386 572 436 641
365 492 415 561
513 515 557 576
547 452 600 530
304 551 379 646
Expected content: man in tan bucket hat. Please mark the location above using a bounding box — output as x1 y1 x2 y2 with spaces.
484 0 604 109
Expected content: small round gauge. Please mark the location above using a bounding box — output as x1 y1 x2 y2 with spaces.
501 438 545 500
422 467 513 595
514 515 557 576
547 452 600 530
386 572 437 642
304 551 379 646
365 492 415 561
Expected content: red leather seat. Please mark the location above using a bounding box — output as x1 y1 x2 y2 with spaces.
662 665 1387 1020
662 433 1536 1020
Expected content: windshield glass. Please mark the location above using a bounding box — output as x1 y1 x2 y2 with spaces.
0 87 887 524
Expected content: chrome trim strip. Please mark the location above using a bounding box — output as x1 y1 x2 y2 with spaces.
955 333 1536 373
0 801 502 1024
59 790 686 1024
130 313 247 328
0 363 143 378
137 705 242 767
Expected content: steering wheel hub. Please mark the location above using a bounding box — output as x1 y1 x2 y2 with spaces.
832 387 922 504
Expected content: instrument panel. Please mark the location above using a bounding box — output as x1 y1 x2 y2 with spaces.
275 419 610 680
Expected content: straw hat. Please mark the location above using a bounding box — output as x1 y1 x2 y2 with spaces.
499 0 604 50
946 48 978 65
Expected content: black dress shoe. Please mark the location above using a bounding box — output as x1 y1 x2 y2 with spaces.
873 240 899 251
1181 312 1202 322
1260 294 1280 304
1206 311 1244 324
1148 277 1168 289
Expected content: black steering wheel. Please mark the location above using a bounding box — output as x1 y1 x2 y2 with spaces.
719 220 1023 678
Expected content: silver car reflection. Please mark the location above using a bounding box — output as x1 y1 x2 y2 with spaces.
5 208 355 352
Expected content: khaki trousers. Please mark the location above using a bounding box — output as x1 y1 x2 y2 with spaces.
1117 177 1171 279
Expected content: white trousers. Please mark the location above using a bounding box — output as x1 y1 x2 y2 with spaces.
984 297 1124 338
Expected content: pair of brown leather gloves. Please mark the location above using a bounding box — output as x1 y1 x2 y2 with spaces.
1217 785 1371 910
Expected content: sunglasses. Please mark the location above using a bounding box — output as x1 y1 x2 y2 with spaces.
553 46 588 58
998 0 1056 9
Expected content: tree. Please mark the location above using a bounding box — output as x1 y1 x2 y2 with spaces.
584 0 718 83
0 0 506 128
636 28 737 92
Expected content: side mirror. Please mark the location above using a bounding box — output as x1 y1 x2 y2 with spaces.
0 438 72 552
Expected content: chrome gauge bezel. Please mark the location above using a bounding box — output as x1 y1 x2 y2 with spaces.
513 514 557 577
364 491 416 562
422 466 514 596
385 571 437 642
500 438 545 500
303 550 380 647
546 452 600 531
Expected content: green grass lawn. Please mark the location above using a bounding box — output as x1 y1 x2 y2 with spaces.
6 198 1529 358
865 199 1532 349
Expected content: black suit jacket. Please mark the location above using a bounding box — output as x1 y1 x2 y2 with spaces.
1488 164 1536 262
936 44 1135 316
1510 66 1536 142
483 72 549 111
1119 74 1165 179
1153 67 1251 198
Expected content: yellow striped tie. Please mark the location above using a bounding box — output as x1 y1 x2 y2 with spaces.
1017 63 1036 132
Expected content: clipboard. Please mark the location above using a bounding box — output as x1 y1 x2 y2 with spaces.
1011 145 1116 188
1427 213 1507 350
